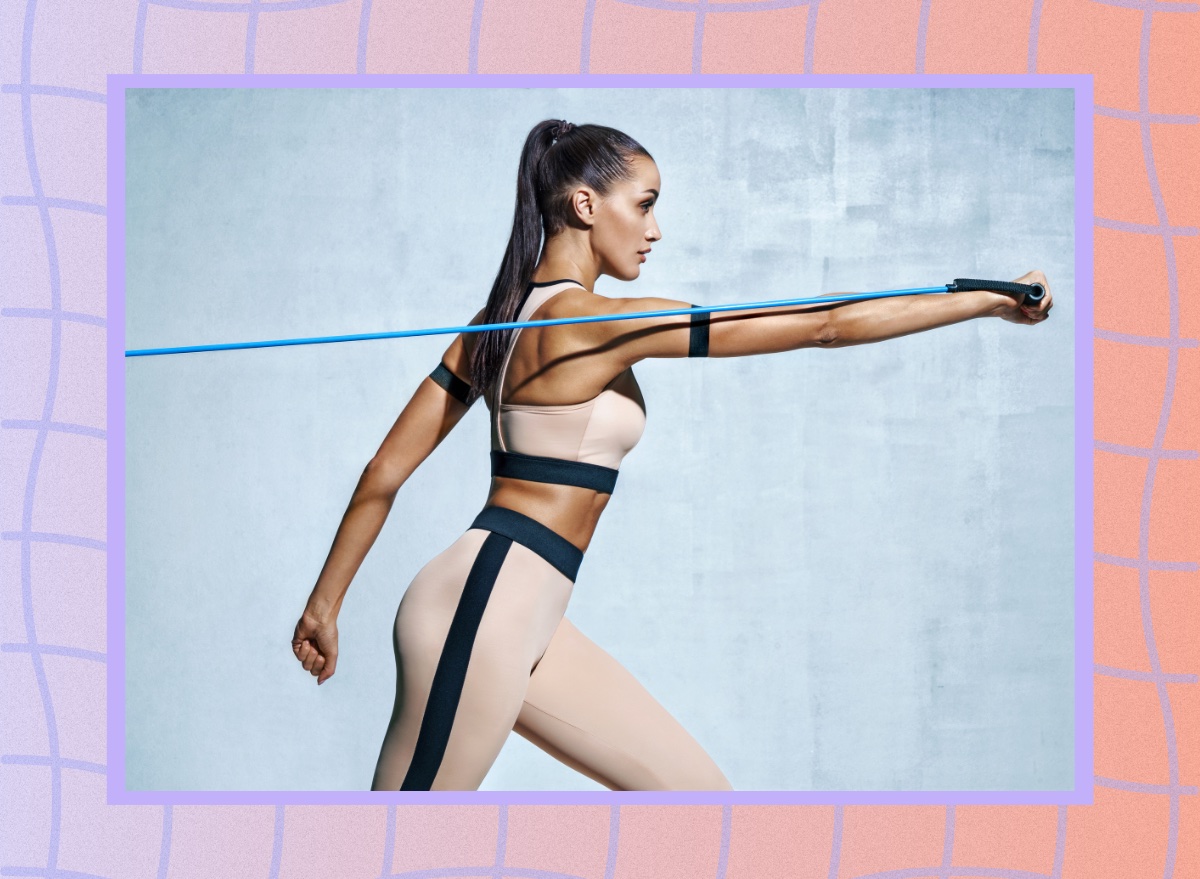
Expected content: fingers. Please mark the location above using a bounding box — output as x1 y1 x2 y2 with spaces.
297 639 318 671
1021 295 1052 322
1013 271 1050 304
1020 278 1053 324
293 638 323 671
1015 269 1049 291
1001 271 1052 325
292 614 338 684
293 635 335 684
317 654 337 685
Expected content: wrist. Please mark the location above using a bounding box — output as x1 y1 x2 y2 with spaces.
305 592 340 623
977 290 1010 318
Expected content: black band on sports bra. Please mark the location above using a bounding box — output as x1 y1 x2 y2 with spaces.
491 450 619 494
429 362 473 405
688 305 710 358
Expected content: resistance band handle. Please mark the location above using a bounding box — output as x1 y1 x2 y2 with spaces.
948 278 1045 307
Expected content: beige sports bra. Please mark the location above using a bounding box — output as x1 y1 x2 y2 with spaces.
487 279 647 493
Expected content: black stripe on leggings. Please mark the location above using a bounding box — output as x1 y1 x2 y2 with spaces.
688 304 710 357
400 531 513 790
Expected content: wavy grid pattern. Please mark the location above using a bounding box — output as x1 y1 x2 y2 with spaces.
1 0 1196 876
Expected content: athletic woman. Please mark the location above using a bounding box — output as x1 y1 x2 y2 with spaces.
291 119 1053 791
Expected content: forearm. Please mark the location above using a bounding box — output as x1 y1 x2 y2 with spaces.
305 465 399 622
829 288 1006 347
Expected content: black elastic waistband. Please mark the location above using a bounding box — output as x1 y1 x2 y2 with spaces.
468 506 584 582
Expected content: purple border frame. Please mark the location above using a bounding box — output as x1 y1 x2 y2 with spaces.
106 72 1094 806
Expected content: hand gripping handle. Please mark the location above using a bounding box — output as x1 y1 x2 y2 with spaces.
948 278 1045 308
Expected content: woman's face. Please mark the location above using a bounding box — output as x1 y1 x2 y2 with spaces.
593 154 661 282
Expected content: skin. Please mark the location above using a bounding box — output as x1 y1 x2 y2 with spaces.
292 152 1053 685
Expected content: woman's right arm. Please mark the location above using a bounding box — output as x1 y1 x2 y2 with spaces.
302 376 474 626
571 273 1049 367
293 309 484 684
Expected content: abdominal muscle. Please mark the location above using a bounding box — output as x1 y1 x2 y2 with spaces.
486 477 611 553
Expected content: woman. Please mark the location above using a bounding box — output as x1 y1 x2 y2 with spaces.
291 118 1053 791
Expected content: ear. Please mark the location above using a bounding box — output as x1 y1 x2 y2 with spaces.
569 185 598 227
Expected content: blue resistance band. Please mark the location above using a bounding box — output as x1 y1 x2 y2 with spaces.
123 278 1043 358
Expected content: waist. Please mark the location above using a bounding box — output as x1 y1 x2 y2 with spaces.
484 478 610 555
469 505 585 582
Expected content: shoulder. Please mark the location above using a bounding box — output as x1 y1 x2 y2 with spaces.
544 287 610 317
545 287 672 322
460 306 487 357
543 288 628 341
544 287 698 366
548 287 694 338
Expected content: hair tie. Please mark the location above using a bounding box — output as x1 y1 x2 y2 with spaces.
551 120 574 141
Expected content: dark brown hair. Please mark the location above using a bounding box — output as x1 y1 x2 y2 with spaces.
464 119 653 406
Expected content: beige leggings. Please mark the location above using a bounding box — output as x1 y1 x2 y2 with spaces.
370 507 732 791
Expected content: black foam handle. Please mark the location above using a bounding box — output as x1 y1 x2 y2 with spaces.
950 278 1045 307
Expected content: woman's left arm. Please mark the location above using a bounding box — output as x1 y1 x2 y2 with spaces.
828 271 1052 346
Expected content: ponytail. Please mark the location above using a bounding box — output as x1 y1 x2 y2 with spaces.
464 119 652 406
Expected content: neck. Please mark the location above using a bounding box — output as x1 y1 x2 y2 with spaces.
533 235 599 291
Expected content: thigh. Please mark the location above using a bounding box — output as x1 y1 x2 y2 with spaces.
372 530 574 791
514 616 732 791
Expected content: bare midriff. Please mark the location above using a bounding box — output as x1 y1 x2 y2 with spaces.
485 477 612 553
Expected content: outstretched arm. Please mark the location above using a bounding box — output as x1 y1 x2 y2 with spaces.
827 271 1052 346
568 271 1051 368
293 309 483 684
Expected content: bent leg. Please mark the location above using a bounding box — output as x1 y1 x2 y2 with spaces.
372 530 574 791
514 616 732 791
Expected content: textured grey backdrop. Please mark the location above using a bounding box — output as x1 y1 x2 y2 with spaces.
123 87 1075 792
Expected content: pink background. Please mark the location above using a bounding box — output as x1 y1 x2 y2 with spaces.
2 0 1197 875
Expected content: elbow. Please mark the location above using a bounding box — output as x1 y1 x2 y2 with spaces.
363 457 404 497
815 317 839 348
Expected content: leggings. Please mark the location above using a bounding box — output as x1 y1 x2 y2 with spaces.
370 505 732 791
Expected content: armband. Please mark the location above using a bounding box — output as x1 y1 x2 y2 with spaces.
429 362 473 405
688 305 710 358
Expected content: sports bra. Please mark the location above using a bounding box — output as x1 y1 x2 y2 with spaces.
488 278 646 494
427 278 710 495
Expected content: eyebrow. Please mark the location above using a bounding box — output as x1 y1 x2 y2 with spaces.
642 189 659 197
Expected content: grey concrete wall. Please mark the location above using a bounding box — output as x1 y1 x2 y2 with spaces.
124 86 1075 791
